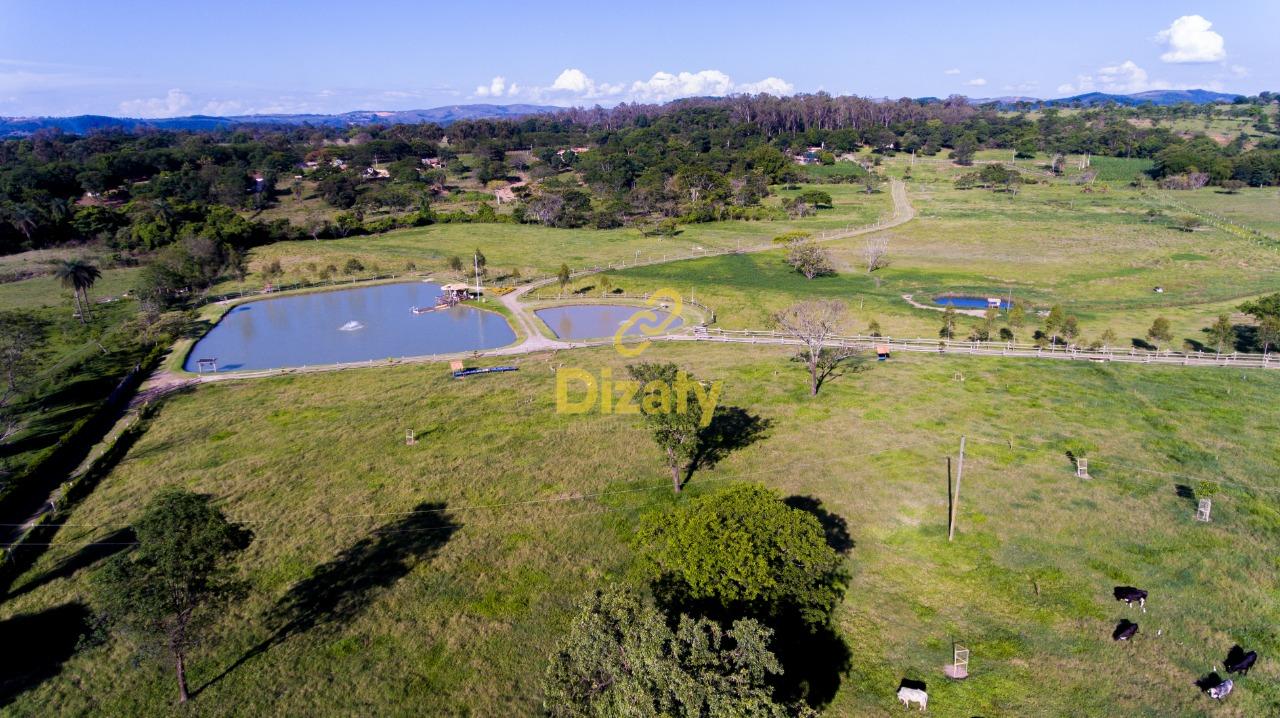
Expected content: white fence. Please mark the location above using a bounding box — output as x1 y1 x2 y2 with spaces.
680 328 1279 370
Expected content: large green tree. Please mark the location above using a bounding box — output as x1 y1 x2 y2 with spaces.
637 484 846 627
544 586 803 718
93 489 253 704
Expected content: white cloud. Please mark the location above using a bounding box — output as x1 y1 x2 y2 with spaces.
201 99 245 116
1002 81 1039 92
630 70 734 100
1230 64 1249 77
475 75 519 98
944 68 961 75
119 88 192 118
1058 60 1174 95
1097 60 1167 93
964 78 987 87
546 68 622 97
1157 15 1226 63
736 76 794 95
523 68 794 104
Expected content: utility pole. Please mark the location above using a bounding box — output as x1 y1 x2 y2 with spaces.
948 436 966 541
473 252 484 301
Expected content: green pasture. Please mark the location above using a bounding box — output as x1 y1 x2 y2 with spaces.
3 343 1278 716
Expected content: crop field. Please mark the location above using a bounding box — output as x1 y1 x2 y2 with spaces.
3 342 1278 716
546 159 1280 347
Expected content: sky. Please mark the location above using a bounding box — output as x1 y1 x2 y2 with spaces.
0 1 1277 118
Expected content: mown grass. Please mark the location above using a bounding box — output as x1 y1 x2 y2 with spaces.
2 342 1278 716
222 184 892 291
567 160 1280 346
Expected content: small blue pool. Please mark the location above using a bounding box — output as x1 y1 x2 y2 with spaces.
535 304 684 340
933 296 1011 310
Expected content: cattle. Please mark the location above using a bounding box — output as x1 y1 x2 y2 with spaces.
1225 646 1258 677
896 686 927 711
1112 619 1139 641
1113 586 1148 612
1207 679 1234 700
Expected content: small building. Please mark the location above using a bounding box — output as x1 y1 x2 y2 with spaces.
438 283 479 305
986 297 1002 309
363 166 390 179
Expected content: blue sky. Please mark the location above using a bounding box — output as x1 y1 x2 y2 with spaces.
1 1 1276 117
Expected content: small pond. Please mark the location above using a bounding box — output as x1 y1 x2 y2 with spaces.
933 295 1012 310
184 282 515 371
535 304 684 340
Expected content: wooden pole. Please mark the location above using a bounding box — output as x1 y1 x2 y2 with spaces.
947 456 954 538
949 436 966 541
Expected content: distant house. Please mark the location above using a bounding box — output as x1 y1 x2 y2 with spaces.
420 157 443 168
329 158 347 169
555 146 591 157
363 166 390 179
303 160 319 170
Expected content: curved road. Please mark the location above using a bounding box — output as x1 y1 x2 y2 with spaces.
495 179 915 354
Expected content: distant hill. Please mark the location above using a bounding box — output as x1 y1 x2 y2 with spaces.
0 103 562 137
972 89 1242 108
2 90 1248 137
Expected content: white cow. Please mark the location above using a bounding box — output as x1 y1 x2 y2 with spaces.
1207 679 1233 700
897 686 928 711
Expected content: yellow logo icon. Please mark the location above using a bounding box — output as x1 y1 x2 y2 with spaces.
613 288 683 358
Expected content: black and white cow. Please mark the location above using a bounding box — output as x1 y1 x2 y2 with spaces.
1113 586 1148 612
1225 646 1258 677
1112 619 1139 641
1207 679 1234 700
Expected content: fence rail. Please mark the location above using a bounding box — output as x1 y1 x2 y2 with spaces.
679 328 1279 369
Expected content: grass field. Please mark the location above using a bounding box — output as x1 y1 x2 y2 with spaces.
3 342 1278 716
220 184 893 291
548 160 1280 347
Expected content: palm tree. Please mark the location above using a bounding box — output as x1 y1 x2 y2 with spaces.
53 259 102 323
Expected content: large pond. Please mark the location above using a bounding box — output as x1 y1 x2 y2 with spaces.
933 295 1012 310
535 304 684 340
185 282 516 371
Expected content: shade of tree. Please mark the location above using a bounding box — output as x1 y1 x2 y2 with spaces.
785 242 834 280
626 362 705 492
1205 314 1236 354
92 489 253 704
52 258 102 323
773 300 854 396
637 484 847 627
543 586 801 718
1146 317 1173 349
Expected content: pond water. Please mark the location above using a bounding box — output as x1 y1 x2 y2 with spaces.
933 295 1012 310
184 282 516 371
534 304 684 340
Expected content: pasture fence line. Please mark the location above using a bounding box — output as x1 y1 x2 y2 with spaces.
1153 192 1278 246
677 328 1279 370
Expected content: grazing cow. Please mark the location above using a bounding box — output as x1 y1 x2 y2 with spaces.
1113 586 1148 612
1225 646 1258 676
1207 679 1234 700
1112 619 1139 641
896 686 927 711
